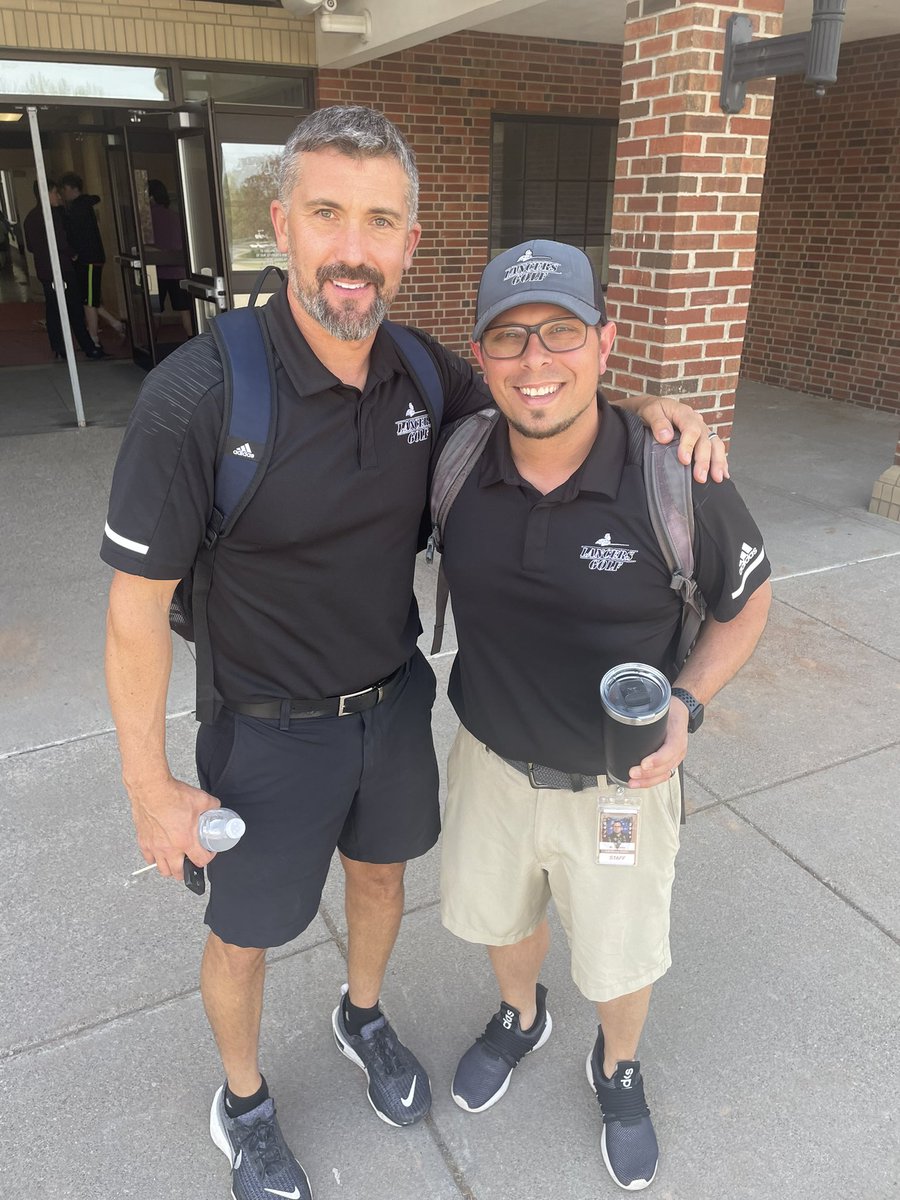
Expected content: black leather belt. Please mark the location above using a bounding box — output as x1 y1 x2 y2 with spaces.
225 663 406 721
503 757 599 792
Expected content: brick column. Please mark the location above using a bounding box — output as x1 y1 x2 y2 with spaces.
605 0 784 442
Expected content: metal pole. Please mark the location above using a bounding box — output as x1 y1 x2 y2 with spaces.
26 105 86 428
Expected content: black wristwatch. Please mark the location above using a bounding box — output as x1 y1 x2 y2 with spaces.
672 687 704 733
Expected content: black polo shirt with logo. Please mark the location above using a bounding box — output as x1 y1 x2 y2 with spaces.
442 393 770 776
101 285 490 701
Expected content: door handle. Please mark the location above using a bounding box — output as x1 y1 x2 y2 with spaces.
115 254 142 269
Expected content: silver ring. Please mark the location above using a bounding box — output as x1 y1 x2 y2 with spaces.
707 429 718 440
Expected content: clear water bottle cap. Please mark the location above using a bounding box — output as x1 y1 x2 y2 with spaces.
223 816 246 840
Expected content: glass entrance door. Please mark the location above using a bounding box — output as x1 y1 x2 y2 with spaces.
107 108 227 368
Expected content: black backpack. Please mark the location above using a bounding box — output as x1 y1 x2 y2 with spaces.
425 406 707 668
169 275 446 723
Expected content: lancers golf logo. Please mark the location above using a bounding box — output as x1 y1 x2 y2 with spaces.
580 532 638 572
503 247 562 287
395 401 431 444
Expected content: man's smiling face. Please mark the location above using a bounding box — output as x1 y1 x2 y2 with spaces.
472 302 617 441
271 147 421 342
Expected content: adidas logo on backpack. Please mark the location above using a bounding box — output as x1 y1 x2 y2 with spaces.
232 442 255 459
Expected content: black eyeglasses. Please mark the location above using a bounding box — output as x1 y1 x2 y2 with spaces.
480 317 589 359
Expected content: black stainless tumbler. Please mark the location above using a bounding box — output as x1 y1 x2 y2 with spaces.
599 663 671 787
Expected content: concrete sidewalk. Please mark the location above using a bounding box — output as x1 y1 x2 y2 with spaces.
1 372 898 1200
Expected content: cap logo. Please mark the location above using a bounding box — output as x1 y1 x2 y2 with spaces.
503 248 562 287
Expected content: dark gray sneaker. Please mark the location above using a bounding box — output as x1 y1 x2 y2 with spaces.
451 983 552 1113
331 985 432 1127
586 1026 659 1191
209 1086 313 1200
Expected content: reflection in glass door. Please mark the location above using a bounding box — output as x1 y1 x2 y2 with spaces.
108 135 154 371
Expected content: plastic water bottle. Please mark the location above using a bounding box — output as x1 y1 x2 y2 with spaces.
197 807 246 852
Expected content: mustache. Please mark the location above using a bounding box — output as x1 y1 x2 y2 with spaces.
316 262 385 290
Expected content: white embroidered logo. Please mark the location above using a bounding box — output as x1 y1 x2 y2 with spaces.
503 248 563 288
738 542 758 575
580 533 638 572
395 406 431 444
232 442 255 459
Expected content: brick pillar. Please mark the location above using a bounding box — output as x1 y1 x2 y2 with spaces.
605 0 784 442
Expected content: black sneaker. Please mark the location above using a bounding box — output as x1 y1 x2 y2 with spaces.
451 983 552 1113
209 1085 313 1200
331 984 432 1127
586 1026 659 1191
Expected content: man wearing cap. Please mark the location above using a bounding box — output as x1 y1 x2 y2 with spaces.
439 240 771 1190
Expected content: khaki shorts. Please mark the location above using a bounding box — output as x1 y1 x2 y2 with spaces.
440 725 682 1003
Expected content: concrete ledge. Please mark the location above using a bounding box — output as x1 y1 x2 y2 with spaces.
869 464 900 521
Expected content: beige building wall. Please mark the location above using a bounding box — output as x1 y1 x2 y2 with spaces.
0 0 315 67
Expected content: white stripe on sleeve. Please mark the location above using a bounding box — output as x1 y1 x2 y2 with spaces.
104 521 150 555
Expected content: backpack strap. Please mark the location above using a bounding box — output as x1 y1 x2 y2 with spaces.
192 304 278 723
426 407 500 653
640 426 707 671
382 321 445 441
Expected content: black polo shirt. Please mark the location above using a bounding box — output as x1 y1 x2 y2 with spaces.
443 394 770 775
101 286 490 701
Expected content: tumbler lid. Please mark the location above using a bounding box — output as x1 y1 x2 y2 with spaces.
599 663 671 726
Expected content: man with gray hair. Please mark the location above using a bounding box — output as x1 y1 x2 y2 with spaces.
101 105 724 1200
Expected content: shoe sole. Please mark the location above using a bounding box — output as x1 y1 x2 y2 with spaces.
585 1055 658 1192
451 1012 553 1114
209 1085 315 1200
331 1003 429 1128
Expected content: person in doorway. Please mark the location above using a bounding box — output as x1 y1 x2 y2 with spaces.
147 179 192 340
101 108 726 1200
22 179 103 360
58 171 126 350
438 240 772 1191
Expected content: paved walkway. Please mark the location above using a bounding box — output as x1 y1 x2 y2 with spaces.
1 369 898 1199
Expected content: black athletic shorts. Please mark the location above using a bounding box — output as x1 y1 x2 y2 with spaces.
157 277 190 312
75 261 103 307
196 650 440 949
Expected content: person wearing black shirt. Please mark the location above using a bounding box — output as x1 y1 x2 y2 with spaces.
439 241 771 1192
22 180 101 359
58 171 125 349
101 109 727 1200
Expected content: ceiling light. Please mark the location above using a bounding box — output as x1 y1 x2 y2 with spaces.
0 112 23 122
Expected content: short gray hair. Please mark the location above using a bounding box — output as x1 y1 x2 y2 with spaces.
279 105 419 225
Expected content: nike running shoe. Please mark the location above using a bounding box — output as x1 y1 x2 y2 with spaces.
586 1026 659 1191
451 983 552 1113
331 984 432 1127
209 1086 313 1200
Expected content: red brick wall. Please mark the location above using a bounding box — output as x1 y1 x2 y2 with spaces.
605 0 781 441
742 36 900 414
318 31 622 354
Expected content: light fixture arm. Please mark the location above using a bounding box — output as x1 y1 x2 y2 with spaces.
720 0 846 114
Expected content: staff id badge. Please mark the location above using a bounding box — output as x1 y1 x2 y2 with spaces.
597 802 640 867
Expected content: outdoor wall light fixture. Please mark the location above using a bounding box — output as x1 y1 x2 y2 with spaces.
281 0 370 41
720 0 846 114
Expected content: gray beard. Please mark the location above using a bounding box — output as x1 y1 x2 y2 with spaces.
289 261 390 342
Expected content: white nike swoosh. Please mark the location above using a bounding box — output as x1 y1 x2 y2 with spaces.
265 1189 301 1199
401 1078 416 1108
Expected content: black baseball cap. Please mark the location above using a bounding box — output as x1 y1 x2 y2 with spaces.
473 239 607 342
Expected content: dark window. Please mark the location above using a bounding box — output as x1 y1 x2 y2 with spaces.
490 116 617 284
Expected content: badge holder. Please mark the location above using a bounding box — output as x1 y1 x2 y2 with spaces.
597 785 640 867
